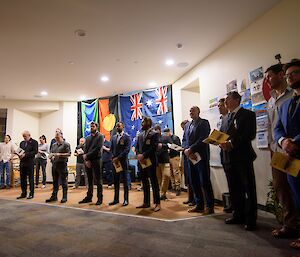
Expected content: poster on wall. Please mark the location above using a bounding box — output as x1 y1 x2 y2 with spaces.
226 79 237 93
256 131 268 148
239 79 247 92
208 97 219 109
249 66 264 83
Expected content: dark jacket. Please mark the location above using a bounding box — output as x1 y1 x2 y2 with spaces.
184 117 210 161
20 138 38 167
111 132 131 168
84 132 104 161
157 135 172 163
222 107 257 164
136 129 158 167
169 134 181 158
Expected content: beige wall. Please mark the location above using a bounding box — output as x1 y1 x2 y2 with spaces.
173 0 300 204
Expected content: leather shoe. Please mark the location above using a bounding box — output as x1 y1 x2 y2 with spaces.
225 217 244 225
188 201 196 206
95 199 102 206
78 198 92 204
175 190 181 196
109 201 119 206
61 198 67 203
16 195 26 199
122 200 128 206
245 223 256 231
136 204 150 208
188 206 204 213
160 195 167 200
27 195 34 199
153 204 161 212
45 197 58 203
205 206 214 214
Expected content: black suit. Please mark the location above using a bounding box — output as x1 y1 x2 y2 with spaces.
222 107 257 225
19 138 38 196
84 132 104 201
136 129 160 205
184 117 214 209
111 132 131 202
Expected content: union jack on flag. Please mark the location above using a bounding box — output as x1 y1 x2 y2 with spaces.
130 93 143 121
155 86 168 115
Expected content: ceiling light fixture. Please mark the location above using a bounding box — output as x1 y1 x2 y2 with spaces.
149 82 157 87
40 91 48 96
74 29 86 37
101 76 109 82
165 59 175 66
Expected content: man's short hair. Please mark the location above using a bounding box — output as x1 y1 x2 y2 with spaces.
143 117 153 127
219 98 225 103
154 124 161 131
191 106 200 113
22 130 30 136
284 59 300 73
164 128 171 133
117 121 124 126
90 121 99 127
227 91 241 103
265 64 284 74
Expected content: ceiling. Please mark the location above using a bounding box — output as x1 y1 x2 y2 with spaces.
0 0 280 101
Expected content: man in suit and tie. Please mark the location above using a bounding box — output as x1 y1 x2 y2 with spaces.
136 117 161 212
17 131 38 199
274 59 300 249
220 91 257 231
109 122 131 206
183 106 214 214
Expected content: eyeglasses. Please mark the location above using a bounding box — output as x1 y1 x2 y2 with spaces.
285 69 300 80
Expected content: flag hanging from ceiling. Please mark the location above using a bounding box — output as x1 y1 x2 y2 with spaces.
81 99 99 138
120 85 173 145
98 95 119 140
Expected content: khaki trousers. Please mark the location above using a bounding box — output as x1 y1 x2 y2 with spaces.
170 156 181 190
156 163 170 196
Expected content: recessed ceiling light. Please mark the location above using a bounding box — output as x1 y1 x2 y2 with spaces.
68 61 74 65
101 76 109 82
149 82 157 86
177 62 189 68
176 43 183 49
74 29 86 37
165 59 175 66
41 91 48 96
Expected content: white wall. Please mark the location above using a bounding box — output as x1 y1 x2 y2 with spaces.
173 0 300 204
181 89 200 121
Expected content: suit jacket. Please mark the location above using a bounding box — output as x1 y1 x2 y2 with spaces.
84 131 104 161
111 133 131 168
222 107 257 164
184 117 210 161
157 135 172 163
274 97 300 158
20 138 38 167
219 114 229 165
136 129 158 167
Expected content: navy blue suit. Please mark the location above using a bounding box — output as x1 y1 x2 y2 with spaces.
184 117 214 210
136 129 160 205
274 97 300 211
111 133 131 202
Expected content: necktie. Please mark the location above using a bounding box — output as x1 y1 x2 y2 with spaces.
227 112 235 127
289 95 300 117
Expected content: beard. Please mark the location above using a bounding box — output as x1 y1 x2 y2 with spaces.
290 80 300 89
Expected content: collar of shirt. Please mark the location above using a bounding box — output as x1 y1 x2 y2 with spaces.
230 106 241 115
270 87 292 101
117 131 124 137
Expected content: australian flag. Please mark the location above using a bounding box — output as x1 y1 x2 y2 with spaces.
120 85 173 146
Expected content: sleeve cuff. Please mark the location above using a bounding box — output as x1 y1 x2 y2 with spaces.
278 137 285 147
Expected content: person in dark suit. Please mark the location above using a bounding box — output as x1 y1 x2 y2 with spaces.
220 91 257 231
17 131 38 199
274 59 300 249
136 117 161 212
79 122 104 206
217 98 232 213
183 106 214 214
109 122 131 206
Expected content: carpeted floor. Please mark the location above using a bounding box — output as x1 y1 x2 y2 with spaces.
0 186 299 257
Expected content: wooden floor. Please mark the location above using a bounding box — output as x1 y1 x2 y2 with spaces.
0 184 223 221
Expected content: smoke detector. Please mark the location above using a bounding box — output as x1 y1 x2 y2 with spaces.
74 29 86 37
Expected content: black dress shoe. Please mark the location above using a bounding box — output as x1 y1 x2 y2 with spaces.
225 217 244 224
122 200 128 206
61 198 67 203
245 223 256 231
160 195 167 200
78 198 92 204
95 199 102 206
188 206 204 213
16 195 26 199
136 204 150 208
45 197 58 203
109 201 119 206
27 195 34 199
188 201 196 206
175 190 181 196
